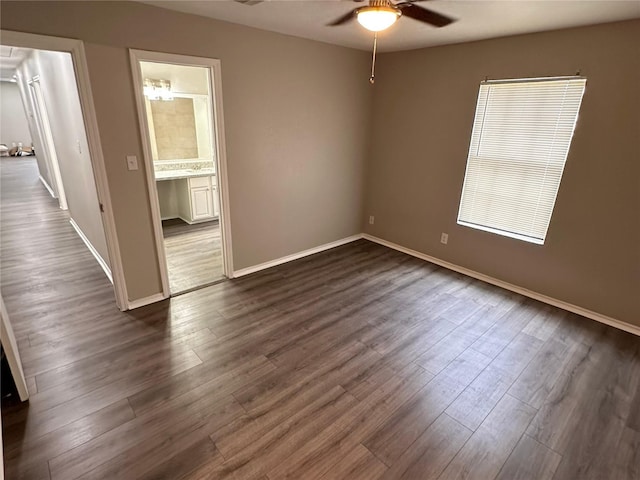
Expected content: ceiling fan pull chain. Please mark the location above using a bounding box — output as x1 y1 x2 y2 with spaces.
370 32 378 84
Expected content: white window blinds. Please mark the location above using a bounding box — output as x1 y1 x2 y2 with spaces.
457 77 586 244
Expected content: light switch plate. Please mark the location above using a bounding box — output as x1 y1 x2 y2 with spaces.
126 155 138 171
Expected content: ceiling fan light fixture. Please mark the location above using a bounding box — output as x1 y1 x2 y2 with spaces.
357 6 400 32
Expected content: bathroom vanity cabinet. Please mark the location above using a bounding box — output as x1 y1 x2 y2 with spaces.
179 175 218 223
156 173 219 224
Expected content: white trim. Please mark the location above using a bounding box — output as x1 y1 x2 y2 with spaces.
233 234 364 278
127 293 166 310
128 51 171 298
129 49 234 296
363 234 640 337
69 218 113 284
21 69 58 207
39 174 55 198
71 39 128 310
1 30 129 311
29 78 68 211
210 57 234 278
166 92 209 99
457 220 544 245
0 295 29 402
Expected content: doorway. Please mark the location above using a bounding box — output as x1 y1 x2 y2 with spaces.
129 50 232 296
0 30 128 310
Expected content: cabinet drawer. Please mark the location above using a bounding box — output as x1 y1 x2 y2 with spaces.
189 176 210 188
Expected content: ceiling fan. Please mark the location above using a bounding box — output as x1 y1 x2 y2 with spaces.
328 0 456 83
328 0 456 32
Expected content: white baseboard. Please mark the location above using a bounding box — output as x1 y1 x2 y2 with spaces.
363 233 640 338
69 218 113 284
233 234 364 278
116 229 640 337
127 293 166 310
39 175 55 198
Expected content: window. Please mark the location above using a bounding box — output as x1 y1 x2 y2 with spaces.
457 77 586 244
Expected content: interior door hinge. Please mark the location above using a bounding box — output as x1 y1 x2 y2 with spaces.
99 203 105 213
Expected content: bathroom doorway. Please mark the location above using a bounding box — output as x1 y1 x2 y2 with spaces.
130 50 232 296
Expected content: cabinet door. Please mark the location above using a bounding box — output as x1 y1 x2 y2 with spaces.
190 186 213 221
212 185 220 217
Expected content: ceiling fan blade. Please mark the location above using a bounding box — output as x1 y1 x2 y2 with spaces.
327 9 358 26
396 3 455 27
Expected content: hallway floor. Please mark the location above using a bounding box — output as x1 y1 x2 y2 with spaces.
0 156 115 348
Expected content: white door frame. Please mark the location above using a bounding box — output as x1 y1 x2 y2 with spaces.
1 30 128 311
129 49 234 298
0 295 29 402
14 71 56 198
27 75 68 211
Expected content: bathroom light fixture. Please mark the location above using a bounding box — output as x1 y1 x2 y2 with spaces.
143 79 173 101
357 5 400 32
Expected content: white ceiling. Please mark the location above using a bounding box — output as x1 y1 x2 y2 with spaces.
0 45 32 80
140 61 210 94
0 45 31 68
140 0 640 52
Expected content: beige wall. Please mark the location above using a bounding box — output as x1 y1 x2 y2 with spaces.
0 1 372 301
365 20 640 325
2 2 636 326
17 49 110 266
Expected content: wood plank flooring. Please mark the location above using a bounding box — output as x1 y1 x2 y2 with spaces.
162 218 223 294
2 156 640 479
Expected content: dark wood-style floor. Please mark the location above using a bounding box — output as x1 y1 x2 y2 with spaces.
2 156 640 479
162 218 224 294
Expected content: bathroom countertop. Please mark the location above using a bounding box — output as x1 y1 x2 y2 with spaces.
155 168 216 181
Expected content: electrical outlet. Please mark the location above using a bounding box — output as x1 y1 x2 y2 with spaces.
126 155 138 171
440 232 448 245
369 215 375 225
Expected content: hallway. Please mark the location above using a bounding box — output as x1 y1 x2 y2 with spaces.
0 156 176 478
0 156 116 351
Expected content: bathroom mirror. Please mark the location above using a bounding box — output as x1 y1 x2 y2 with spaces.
140 62 216 171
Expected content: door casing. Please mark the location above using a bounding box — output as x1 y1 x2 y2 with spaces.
129 49 234 298
28 76 68 211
